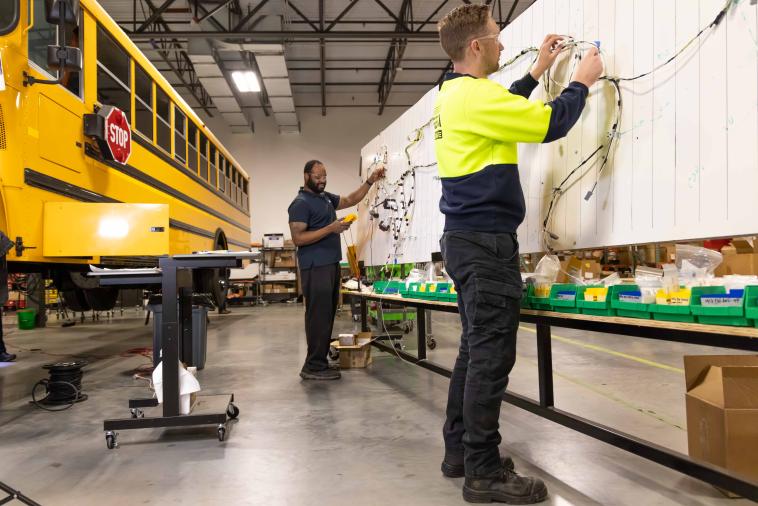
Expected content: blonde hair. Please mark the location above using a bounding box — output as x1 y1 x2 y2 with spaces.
437 4 492 61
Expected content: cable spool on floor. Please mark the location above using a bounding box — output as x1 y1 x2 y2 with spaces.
31 361 88 411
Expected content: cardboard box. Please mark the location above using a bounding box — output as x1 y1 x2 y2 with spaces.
557 257 602 282
331 332 373 368
684 355 758 495
715 240 758 276
275 251 297 268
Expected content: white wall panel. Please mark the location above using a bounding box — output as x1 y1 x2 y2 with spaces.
358 0 758 264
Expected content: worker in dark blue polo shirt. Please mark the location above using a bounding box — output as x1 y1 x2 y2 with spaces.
288 160 385 380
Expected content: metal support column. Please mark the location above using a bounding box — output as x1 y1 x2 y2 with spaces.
160 257 180 417
535 323 554 408
416 305 427 360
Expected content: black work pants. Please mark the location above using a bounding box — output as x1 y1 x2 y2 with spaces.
440 231 522 478
300 263 341 372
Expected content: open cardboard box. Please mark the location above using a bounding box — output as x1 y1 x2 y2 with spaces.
684 354 758 496
715 240 758 276
331 331 373 368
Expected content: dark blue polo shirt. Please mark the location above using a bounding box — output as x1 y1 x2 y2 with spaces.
287 188 342 269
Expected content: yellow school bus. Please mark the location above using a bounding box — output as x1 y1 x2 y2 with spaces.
0 0 251 310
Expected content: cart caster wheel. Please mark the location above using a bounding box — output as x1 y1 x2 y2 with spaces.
227 403 239 420
105 431 118 449
328 346 340 361
130 408 144 419
427 338 437 350
217 425 226 442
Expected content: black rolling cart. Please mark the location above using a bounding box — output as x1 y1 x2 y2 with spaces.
94 252 255 448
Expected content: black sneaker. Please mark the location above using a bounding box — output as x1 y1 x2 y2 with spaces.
327 362 340 371
299 368 341 380
441 453 515 478
0 352 16 362
463 468 547 504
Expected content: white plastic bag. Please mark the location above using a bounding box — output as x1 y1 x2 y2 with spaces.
152 360 202 415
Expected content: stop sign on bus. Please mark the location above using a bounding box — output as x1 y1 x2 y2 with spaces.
104 107 131 165
84 105 132 165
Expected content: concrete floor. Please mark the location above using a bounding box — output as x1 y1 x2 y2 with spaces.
0 303 752 505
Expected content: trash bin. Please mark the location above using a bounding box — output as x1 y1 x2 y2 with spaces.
148 296 212 370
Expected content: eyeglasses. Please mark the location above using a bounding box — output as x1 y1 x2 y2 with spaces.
472 33 500 43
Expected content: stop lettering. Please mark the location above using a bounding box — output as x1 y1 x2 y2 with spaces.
105 107 131 165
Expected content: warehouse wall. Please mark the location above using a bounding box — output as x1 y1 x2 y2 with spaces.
225 108 403 244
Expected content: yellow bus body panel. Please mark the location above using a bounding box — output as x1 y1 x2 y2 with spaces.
43 202 169 257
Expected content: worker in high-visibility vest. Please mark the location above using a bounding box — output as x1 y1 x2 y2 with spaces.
434 5 603 504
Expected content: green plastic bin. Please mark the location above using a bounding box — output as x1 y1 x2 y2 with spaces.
609 284 651 319
650 297 695 323
548 283 580 313
690 286 749 327
526 284 552 311
744 285 758 327
576 285 616 316
17 309 37 330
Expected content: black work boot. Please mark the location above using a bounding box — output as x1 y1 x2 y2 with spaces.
462 468 547 504
441 451 515 478
299 368 341 380
0 352 16 362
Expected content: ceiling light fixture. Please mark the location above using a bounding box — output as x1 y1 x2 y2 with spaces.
231 71 260 93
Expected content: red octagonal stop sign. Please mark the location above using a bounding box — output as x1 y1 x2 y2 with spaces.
104 107 131 165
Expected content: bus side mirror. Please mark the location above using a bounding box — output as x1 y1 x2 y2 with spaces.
47 45 81 72
45 0 78 25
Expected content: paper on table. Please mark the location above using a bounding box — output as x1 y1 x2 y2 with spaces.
88 265 162 276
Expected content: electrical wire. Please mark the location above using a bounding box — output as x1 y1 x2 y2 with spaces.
365 0 735 255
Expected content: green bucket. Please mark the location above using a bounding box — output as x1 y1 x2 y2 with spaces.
17 309 37 330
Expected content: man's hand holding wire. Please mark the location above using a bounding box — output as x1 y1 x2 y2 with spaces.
368 165 387 184
530 34 566 80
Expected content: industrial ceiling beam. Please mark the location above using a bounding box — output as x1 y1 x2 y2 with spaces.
415 0 449 32
325 0 362 32
377 0 412 115
126 30 439 40
232 0 270 32
318 0 326 116
136 0 177 33
286 1 320 32
194 0 234 24
373 0 411 32
139 0 214 115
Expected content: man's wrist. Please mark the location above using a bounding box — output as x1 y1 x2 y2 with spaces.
365 179 373 187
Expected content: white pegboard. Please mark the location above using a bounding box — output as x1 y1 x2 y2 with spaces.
357 0 758 264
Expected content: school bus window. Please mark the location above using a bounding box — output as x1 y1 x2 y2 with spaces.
174 109 187 163
96 29 130 120
187 122 198 172
216 153 226 189
218 156 226 193
156 87 171 153
0 1 19 35
225 164 231 194
134 65 153 140
209 144 218 188
199 134 209 181
243 179 249 209
232 169 239 204
29 3 82 97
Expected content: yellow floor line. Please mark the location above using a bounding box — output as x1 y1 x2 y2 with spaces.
518 326 684 374
517 354 685 430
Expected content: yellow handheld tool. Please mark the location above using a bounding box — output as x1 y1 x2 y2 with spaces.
342 213 358 223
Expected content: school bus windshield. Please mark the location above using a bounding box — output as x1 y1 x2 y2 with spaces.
0 1 18 35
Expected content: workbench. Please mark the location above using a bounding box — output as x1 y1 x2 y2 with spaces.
343 290 758 500
94 253 256 448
